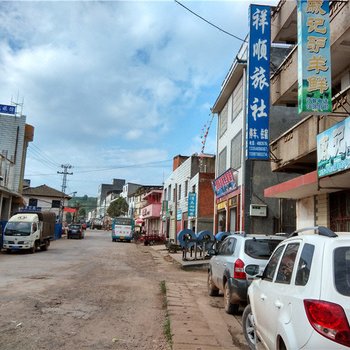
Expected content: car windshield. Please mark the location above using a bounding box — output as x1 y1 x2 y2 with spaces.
4 222 32 236
334 246 350 296
245 239 282 259
70 225 81 229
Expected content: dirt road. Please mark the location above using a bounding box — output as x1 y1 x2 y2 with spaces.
0 230 247 350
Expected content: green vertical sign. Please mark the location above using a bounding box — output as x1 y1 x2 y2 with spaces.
297 0 332 114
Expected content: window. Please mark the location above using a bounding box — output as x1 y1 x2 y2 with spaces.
178 184 182 200
263 245 284 281
173 188 176 202
231 131 242 170
164 188 167 201
231 77 243 122
275 243 299 284
28 198 38 207
219 237 236 255
245 239 283 260
295 243 314 286
219 103 228 138
192 185 196 193
218 147 227 176
168 185 171 201
334 247 350 296
52 200 61 208
185 180 188 198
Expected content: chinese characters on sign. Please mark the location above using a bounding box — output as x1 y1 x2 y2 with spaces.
0 104 16 115
246 5 271 160
212 168 238 199
188 192 196 217
317 116 350 177
298 0 332 114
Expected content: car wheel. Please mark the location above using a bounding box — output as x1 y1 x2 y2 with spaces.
243 304 257 350
224 281 239 314
207 271 219 296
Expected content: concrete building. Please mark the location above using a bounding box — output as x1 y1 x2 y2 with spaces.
0 111 33 226
96 178 125 218
162 154 215 243
120 182 142 218
22 184 71 221
264 0 350 230
211 37 300 235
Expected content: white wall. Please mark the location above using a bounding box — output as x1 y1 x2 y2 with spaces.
296 196 315 229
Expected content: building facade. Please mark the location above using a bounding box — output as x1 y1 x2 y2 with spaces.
264 0 350 231
211 38 299 235
162 154 215 243
0 111 33 225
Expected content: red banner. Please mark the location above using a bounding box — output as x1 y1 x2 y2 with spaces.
63 207 77 213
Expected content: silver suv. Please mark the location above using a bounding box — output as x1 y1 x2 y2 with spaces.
207 232 285 314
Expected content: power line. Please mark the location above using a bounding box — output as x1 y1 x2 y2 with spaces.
174 0 247 43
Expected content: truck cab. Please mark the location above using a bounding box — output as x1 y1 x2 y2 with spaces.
3 212 55 253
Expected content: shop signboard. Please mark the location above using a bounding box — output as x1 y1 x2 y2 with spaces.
0 104 16 115
188 192 196 217
317 117 350 177
212 168 238 199
176 209 182 221
246 4 271 160
297 0 332 114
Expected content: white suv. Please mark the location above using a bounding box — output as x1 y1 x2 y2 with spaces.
243 226 350 350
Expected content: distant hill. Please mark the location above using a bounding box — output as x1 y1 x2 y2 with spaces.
68 196 97 212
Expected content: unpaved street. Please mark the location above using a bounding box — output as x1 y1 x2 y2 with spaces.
0 230 247 350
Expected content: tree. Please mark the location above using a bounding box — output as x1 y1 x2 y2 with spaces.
79 207 86 219
107 197 129 218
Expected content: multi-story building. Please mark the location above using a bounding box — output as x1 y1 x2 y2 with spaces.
120 182 142 218
96 178 125 218
162 154 215 243
211 36 299 235
264 0 350 230
141 188 163 236
0 110 33 226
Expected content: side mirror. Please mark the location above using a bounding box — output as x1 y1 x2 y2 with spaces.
207 248 217 256
245 264 260 277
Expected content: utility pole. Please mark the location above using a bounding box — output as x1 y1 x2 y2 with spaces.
57 164 73 223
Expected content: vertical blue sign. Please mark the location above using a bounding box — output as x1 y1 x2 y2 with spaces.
297 0 332 114
246 5 271 160
188 192 196 217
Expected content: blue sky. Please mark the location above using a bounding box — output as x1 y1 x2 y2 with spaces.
0 0 277 197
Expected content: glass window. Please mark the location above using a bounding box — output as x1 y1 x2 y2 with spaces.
178 184 181 200
218 147 227 176
185 180 188 198
295 243 314 286
334 247 350 296
263 246 284 281
275 243 299 284
219 103 228 138
245 239 283 260
232 77 243 122
52 200 61 208
29 198 38 207
231 131 242 170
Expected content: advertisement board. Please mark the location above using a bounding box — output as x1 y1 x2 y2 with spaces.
297 0 332 114
317 117 350 177
212 168 238 199
188 192 196 217
246 4 271 160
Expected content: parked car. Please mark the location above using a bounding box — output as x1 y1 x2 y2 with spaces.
67 223 84 239
243 226 350 350
207 232 285 314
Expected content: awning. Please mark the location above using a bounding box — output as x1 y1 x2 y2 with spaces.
264 170 350 199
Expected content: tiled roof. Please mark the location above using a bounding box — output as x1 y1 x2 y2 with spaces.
22 184 68 198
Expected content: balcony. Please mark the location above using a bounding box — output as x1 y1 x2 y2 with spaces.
141 203 161 219
270 88 350 173
270 0 350 106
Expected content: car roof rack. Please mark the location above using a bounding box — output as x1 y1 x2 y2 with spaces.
289 226 338 238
